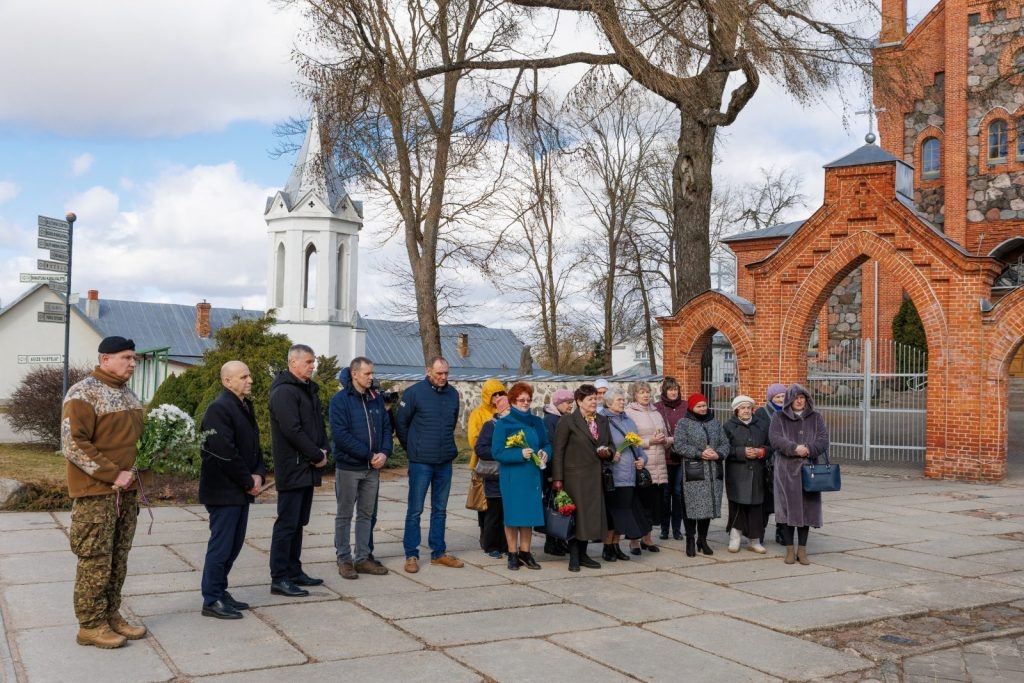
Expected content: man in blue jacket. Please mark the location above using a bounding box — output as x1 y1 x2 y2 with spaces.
396 356 462 572
330 357 391 580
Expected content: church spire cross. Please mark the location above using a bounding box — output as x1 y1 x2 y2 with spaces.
855 101 886 145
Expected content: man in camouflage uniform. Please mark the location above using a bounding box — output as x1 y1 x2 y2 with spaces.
62 336 148 648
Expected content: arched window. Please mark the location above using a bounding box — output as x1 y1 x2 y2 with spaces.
274 243 285 308
303 243 318 309
988 119 1008 162
1018 117 1024 160
921 137 940 179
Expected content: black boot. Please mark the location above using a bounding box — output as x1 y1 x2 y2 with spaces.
613 544 630 561
697 538 714 555
578 542 601 569
775 525 785 545
544 536 566 557
568 541 580 572
685 536 696 557
602 544 617 562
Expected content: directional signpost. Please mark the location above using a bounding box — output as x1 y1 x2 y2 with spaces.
22 214 76 394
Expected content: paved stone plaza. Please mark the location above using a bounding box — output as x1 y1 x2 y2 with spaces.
2 468 1024 682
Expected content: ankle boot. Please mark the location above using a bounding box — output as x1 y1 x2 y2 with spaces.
108 612 147 640
728 528 741 553
568 541 580 572
578 542 601 569
697 538 714 555
76 624 126 649
614 544 630 561
685 536 696 557
797 546 809 565
602 544 617 562
784 545 796 564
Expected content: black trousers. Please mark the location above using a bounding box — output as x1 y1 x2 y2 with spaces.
482 496 507 553
270 486 313 581
202 504 248 605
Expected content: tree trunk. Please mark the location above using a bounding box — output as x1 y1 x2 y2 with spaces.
410 247 442 362
672 114 716 308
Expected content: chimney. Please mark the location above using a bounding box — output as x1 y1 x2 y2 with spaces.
196 300 212 338
86 289 100 319
879 0 907 43
457 332 470 358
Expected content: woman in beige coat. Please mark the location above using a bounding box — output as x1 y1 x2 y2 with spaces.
625 381 669 554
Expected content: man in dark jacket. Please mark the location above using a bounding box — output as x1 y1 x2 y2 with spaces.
267 344 329 597
330 358 391 580
395 356 462 573
199 361 267 619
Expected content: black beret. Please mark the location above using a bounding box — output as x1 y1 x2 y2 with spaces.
98 336 135 354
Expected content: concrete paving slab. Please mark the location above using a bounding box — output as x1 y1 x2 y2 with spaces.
0 529 68 555
732 569 902 601
941 519 1024 535
963 637 1024 657
551 625 778 682
638 571 778 613
384 558 511 590
448 638 636 683
193 650 480 683
902 649 969 681
870 578 1024 611
812 552 951 583
895 536 1024 558
258 600 422 661
819 519 949 545
792 533 877 554
145 609 306 677
534 576 700 622
850 547 1010 577
647 614 872 680
2 580 75 628
125 589 199 617
165 541 268 571
739 594 922 634
0 512 60 532
14 625 174 683
0 550 74 584
984 570 1024 588
970 548 1024 569
127 544 194 574
675 557 832 584
320 568 428 601
962 650 1024 673
358 583 557 620
396 603 617 646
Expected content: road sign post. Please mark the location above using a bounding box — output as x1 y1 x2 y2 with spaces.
36 214 76 395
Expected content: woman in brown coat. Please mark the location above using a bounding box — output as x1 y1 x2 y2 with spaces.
552 384 614 572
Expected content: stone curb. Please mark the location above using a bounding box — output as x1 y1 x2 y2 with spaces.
872 624 1024 664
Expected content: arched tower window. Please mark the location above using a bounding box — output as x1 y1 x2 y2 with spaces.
988 120 1008 163
274 243 285 308
921 137 940 179
303 243 318 309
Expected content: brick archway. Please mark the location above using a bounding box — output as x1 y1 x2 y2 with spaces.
981 287 1024 477
659 291 754 394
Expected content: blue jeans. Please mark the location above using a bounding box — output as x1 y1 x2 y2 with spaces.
334 468 379 563
202 504 248 605
403 461 453 559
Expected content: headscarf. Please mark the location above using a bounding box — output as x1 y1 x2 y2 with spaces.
545 388 574 417
766 383 788 404
659 376 682 409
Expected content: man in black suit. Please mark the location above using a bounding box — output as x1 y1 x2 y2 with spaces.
199 361 266 619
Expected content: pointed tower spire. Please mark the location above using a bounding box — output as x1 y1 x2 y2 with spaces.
282 107 348 212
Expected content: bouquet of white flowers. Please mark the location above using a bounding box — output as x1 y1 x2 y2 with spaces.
135 404 212 477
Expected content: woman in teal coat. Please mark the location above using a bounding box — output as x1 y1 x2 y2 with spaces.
491 382 550 570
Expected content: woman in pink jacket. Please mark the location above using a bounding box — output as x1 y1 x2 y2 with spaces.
625 381 670 554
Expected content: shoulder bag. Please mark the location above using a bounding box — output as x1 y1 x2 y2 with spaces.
474 459 500 480
801 452 841 493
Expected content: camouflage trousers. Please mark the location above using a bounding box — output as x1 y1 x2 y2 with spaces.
69 491 138 628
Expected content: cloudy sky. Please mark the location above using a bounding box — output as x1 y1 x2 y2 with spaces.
0 0 939 325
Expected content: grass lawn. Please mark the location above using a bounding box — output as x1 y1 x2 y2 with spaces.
0 443 65 482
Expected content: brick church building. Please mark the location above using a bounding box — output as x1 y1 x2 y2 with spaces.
659 0 1024 480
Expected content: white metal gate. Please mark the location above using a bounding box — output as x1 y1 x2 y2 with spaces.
807 339 927 463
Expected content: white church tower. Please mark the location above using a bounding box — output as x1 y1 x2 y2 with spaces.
264 111 366 362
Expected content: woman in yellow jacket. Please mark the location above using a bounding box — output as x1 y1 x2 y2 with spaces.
467 379 508 551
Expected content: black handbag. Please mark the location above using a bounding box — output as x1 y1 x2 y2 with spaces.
474 459 499 480
635 467 653 488
602 466 615 492
683 460 705 481
801 453 841 493
542 491 575 540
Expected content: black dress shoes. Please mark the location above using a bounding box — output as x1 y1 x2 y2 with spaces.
202 600 243 620
222 591 249 611
520 552 541 570
291 573 324 587
578 554 601 569
270 580 309 597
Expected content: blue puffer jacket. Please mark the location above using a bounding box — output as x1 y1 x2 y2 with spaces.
330 368 393 471
395 376 460 464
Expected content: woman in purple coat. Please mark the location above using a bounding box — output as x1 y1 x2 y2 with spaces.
768 384 829 566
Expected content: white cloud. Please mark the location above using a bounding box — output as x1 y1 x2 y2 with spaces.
61 164 274 307
0 181 18 205
0 0 305 136
71 153 94 176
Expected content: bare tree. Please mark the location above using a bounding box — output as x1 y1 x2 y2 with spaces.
289 0 529 360
571 87 672 374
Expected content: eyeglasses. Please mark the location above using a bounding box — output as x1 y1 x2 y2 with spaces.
513 397 532 404
492 391 507 397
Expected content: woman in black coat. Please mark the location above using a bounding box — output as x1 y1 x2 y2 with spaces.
722 395 769 554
